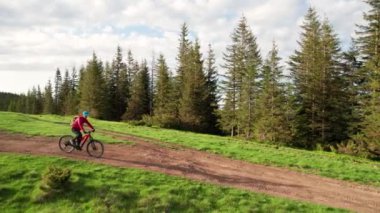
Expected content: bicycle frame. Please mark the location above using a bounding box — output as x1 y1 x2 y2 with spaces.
79 132 92 149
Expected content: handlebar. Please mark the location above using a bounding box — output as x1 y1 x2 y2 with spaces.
84 129 95 134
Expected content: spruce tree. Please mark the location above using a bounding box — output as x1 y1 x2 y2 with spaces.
341 42 364 135
126 50 137 83
53 68 62 114
176 23 192 86
172 23 192 124
204 44 220 133
43 80 54 114
178 40 208 131
123 61 150 120
116 47 129 120
153 54 178 127
60 68 79 115
356 0 380 146
59 70 71 115
78 53 105 118
289 8 348 147
220 16 262 138
26 87 37 114
104 46 128 120
36 86 43 114
254 42 292 143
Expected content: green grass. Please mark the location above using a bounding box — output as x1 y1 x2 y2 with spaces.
0 153 346 212
0 112 128 144
0 111 380 187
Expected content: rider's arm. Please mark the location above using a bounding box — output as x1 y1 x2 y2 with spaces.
84 118 95 131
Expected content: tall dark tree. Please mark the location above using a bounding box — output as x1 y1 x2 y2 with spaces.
204 44 220 133
59 70 71 115
153 54 178 127
126 50 137 83
289 8 348 147
178 40 209 131
341 42 364 135
123 61 150 120
79 53 105 118
255 42 292 143
53 68 62 114
169 23 193 125
43 80 54 114
176 23 192 86
24 86 43 114
63 68 79 115
104 46 129 120
117 48 129 120
220 16 262 138
356 0 380 146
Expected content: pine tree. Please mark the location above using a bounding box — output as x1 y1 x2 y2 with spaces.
178 40 209 131
289 8 348 147
53 68 62 114
153 54 178 127
342 42 364 135
104 46 128 120
204 44 220 133
176 23 192 86
254 42 292 143
59 67 79 115
116 47 129 120
220 16 261 138
43 80 54 114
59 70 71 115
126 50 137 83
67 67 79 115
356 0 380 146
79 53 105 118
123 61 150 120
169 23 193 125
36 86 43 114
26 87 37 114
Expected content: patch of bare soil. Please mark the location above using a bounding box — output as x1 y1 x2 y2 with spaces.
0 131 379 212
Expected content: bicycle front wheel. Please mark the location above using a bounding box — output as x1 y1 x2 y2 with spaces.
86 140 104 158
59 135 75 153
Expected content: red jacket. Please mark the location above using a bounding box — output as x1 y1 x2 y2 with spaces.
71 116 94 132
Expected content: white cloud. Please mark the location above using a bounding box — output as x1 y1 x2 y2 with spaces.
0 0 369 94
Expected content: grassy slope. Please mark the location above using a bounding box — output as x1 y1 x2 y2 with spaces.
0 111 379 187
0 153 344 212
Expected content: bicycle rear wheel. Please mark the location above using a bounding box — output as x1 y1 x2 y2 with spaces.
59 135 75 153
86 140 104 158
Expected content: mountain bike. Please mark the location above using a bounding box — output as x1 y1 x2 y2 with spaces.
59 130 104 158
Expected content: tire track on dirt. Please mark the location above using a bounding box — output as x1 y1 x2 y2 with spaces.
0 131 379 212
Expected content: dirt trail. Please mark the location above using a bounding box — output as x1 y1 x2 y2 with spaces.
0 131 379 212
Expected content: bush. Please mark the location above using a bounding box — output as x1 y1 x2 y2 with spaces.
141 115 154 127
332 134 380 160
35 166 71 202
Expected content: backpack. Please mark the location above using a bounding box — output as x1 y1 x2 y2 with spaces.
70 116 79 126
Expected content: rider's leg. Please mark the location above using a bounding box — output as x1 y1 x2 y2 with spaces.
71 128 82 147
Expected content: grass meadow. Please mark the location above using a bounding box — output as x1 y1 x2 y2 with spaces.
0 112 378 187
0 153 346 212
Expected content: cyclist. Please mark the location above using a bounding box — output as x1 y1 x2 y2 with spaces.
71 111 95 149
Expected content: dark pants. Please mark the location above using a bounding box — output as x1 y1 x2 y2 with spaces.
72 128 82 146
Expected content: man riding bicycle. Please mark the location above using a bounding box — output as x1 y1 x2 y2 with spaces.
71 111 95 149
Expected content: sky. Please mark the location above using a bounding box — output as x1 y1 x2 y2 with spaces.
0 0 370 94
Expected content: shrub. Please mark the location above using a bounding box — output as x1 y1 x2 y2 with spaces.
35 166 71 202
332 134 380 160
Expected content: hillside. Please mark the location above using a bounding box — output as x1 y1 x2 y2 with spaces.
0 112 380 212
0 112 379 186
